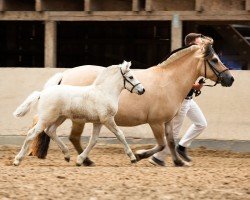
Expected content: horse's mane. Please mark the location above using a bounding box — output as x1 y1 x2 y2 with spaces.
157 44 200 68
93 65 118 85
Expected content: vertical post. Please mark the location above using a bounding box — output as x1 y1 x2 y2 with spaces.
45 21 57 68
145 0 152 12
0 0 6 11
195 0 204 12
132 0 139 11
84 0 91 12
35 0 44 12
246 0 250 11
171 14 182 51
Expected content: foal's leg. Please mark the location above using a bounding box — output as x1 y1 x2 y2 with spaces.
104 117 137 163
69 121 94 166
46 118 70 162
135 123 166 162
76 123 102 166
14 121 46 166
165 121 185 166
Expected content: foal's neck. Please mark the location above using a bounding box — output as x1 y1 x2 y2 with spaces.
94 70 124 100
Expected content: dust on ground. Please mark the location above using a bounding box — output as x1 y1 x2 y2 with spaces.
0 144 249 200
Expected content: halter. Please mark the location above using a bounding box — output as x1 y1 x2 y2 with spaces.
203 45 229 87
120 68 141 93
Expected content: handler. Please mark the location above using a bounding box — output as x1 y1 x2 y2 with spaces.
150 33 207 165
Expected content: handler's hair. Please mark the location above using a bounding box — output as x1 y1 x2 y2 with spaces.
184 33 203 45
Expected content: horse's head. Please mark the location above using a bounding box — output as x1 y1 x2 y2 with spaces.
199 41 234 87
120 61 145 95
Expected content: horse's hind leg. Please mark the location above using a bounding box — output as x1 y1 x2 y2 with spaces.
14 121 46 166
69 121 94 166
165 121 185 167
76 123 102 166
135 123 166 163
103 117 137 163
69 121 85 154
46 117 70 162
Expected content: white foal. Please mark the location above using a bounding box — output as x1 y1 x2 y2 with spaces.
13 61 145 166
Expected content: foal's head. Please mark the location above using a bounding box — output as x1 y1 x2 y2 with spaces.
119 61 145 95
199 40 234 87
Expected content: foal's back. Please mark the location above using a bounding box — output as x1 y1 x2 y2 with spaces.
38 84 106 123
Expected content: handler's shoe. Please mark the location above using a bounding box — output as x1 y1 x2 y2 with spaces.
176 145 192 162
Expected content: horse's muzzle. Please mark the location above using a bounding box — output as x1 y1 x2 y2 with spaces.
221 74 234 87
138 88 145 95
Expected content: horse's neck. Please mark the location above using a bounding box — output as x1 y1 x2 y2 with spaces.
94 72 124 100
158 54 200 101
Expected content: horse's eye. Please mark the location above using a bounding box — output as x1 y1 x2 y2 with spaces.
129 76 133 79
212 58 218 63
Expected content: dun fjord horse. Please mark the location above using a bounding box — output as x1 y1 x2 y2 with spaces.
29 40 234 167
13 61 145 166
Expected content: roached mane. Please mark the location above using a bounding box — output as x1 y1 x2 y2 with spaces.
158 45 200 68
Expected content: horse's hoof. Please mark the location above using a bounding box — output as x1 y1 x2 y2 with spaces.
148 156 166 167
76 162 82 167
13 160 20 166
64 157 70 162
131 159 137 164
83 158 95 167
134 153 143 161
174 159 185 167
76 155 83 166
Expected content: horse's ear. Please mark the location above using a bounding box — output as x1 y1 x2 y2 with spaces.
122 60 131 73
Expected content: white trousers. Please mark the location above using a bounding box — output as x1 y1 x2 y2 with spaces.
153 99 207 161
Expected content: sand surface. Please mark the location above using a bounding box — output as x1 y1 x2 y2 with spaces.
0 144 249 200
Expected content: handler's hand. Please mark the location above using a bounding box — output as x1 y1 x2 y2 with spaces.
192 83 203 91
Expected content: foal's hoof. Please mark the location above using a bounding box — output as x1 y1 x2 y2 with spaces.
148 156 166 167
13 160 20 166
174 159 185 167
131 159 137 164
76 155 83 166
83 157 95 167
64 157 70 162
76 162 82 167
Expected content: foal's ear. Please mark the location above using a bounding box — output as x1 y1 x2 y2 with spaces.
121 60 131 73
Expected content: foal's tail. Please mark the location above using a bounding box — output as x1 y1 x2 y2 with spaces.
13 91 40 118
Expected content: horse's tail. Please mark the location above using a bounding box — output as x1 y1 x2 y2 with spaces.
13 91 40 118
28 115 51 159
29 73 63 159
43 72 63 89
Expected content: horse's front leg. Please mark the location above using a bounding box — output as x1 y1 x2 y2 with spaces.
76 123 102 166
103 117 137 163
135 123 166 164
165 121 185 166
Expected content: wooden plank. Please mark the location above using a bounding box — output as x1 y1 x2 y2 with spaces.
132 0 139 12
246 0 250 11
0 11 249 21
195 0 204 12
84 0 91 12
35 0 43 12
0 0 6 11
145 0 151 12
45 21 57 68
171 14 182 51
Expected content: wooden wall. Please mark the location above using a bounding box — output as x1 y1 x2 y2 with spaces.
0 0 249 68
